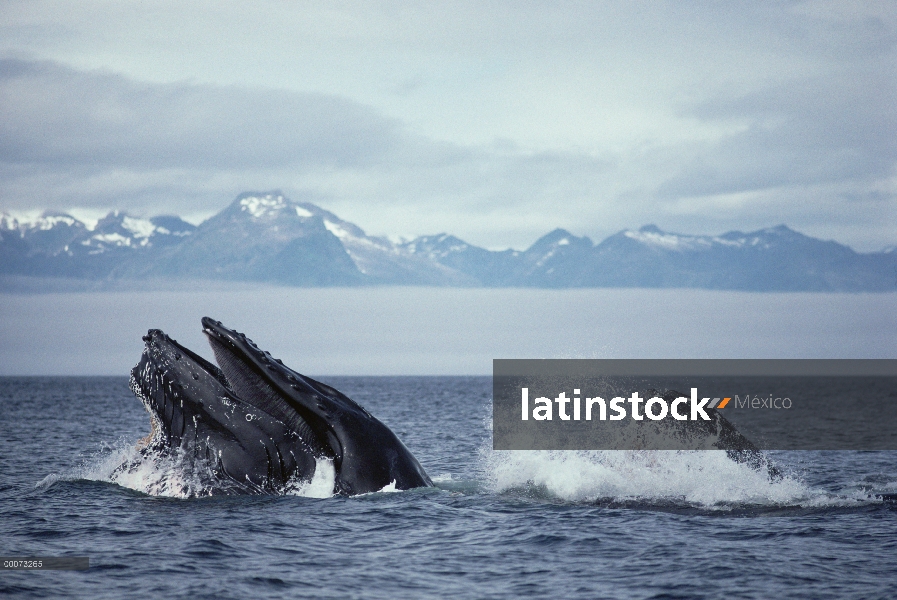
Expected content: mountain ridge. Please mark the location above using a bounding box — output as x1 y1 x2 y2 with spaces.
2 191 894 292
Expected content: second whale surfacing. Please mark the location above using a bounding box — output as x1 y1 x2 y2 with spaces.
125 317 433 496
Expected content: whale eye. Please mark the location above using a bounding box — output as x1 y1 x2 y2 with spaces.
175 352 181 360
192 372 199 380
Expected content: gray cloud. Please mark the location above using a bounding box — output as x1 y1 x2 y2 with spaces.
1 0 895 254
0 57 616 246
0 58 406 171
657 73 896 199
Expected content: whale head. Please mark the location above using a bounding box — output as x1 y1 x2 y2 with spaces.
200 317 432 495
129 328 319 493
127 318 432 496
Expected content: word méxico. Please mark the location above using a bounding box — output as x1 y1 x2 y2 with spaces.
734 395 793 409
520 388 730 422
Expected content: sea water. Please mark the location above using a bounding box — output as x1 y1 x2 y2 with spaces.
1 376 896 599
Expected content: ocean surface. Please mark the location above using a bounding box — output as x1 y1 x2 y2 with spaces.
1 376 896 599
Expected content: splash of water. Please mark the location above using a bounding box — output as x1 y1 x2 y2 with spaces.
41 439 338 499
479 448 876 508
284 459 336 499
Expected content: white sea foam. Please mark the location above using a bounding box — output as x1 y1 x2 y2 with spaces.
37 440 893 507
285 458 337 499
36 441 204 498
480 448 872 508
88 443 222 498
377 480 399 493
46 440 339 499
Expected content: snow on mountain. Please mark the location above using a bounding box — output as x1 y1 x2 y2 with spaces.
132 191 365 285
321 217 462 283
69 211 193 254
623 225 725 251
620 224 805 252
3 210 84 233
80 212 153 251
401 233 518 286
239 193 287 219
0 208 197 281
2 211 89 257
232 192 315 223
1 193 894 291
406 223 895 291
404 234 471 257
148 216 196 238
0 212 17 231
216 192 473 284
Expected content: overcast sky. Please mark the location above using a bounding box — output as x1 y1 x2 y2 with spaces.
1 1 894 250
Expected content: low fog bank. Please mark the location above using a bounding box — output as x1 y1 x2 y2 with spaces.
1 287 894 375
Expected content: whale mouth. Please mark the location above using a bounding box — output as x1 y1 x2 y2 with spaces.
129 329 205 450
200 318 335 461
125 317 433 496
129 324 280 455
130 319 337 474
135 412 159 450
127 326 323 494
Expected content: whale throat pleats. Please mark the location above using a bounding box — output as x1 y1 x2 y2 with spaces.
207 337 331 458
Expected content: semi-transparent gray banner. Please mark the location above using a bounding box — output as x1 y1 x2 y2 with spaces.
493 359 897 450
1 557 89 570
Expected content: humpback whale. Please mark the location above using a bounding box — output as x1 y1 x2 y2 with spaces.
645 389 781 479
126 317 433 496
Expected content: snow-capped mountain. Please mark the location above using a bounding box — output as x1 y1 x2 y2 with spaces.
0 210 194 254
1 211 87 256
129 192 474 285
82 212 196 253
0 209 196 279
1 194 894 291
405 224 896 291
132 192 362 285
584 224 889 291
400 233 519 285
